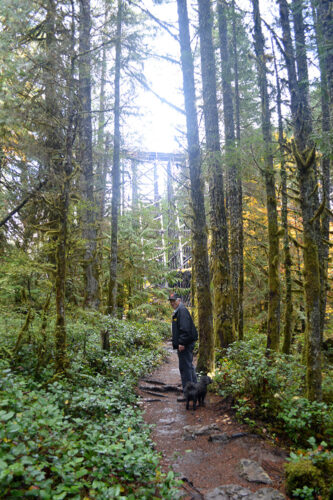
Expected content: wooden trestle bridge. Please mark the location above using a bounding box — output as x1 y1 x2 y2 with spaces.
121 149 192 299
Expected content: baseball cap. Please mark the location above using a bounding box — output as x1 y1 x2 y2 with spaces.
168 292 181 300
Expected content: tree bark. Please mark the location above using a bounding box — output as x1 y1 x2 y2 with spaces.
79 0 99 309
96 22 109 311
231 0 244 340
55 0 76 372
107 0 122 315
218 0 242 340
273 42 293 354
311 0 331 339
176 0 214 374
278 0 322 400
252 0 280 352
198 0 233 349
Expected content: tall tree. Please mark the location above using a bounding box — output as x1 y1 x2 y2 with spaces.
272 41 293 354
198 0 233 348
311 0 331 338
108 0 123 315
54 1 76 373
96 12 109 311
218 0 242 340
176 0 214 373
79 0 99 309
252 0 280 352
231 0 244 340
278 0 322 400
317 0 333 131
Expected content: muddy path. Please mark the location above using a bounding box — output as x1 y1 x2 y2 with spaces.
138 342 288 500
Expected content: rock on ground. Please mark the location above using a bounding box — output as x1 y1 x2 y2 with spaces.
204 484 285 500
239 459 273 485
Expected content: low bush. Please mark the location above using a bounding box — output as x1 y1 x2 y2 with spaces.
0 313 180 499
213 336 333 447
285 438 333 499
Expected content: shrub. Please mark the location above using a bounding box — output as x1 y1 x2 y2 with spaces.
0 315 180 499
213 337 333 446
285 460 325 498
285 438 333 499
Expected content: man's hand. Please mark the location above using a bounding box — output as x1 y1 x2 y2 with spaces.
178 344 185 352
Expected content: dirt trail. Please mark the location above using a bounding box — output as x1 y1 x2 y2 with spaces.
138 342 288 499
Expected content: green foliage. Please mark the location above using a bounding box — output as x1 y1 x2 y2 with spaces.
285 438 333 499
214 335 333 446
0 314 180 498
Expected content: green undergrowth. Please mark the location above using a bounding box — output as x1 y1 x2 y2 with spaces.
285 437 333 499
213 334 333 448
0 312 180 499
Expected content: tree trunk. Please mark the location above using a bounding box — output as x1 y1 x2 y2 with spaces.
318 0 333 129
176 0 214 374
218 0 241 340
273 43 293 354
79 0 99 309
252 0 280 352
197 0 233 349
231 0 244 340
278 0 322 400
96 35 109 311
55 0 76 372
107 0 122 315
311 0 331 339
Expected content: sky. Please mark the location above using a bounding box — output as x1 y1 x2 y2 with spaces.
126 0 185 154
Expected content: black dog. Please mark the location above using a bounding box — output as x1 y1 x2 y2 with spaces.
196 375 212 407
184 376 212 410
184 381 198 410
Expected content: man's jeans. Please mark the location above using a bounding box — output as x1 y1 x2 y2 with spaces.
177 342 197 391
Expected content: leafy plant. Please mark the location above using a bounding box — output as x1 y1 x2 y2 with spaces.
0 314 181 498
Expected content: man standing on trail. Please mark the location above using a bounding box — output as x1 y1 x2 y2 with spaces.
169 293 198 398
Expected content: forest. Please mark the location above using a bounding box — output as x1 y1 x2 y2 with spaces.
0 0 332 498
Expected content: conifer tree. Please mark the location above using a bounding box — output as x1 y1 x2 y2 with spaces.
108 0 123 315
278 0 322 400
176 0 214 373
79 0 99 309
198 0 233 348
252 0 280 352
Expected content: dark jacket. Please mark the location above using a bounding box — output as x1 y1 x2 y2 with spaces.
172 303 198 349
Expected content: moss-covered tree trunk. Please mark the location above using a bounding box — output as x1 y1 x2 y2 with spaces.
96 23 109 311
273 45 293 354
252 0 280 352
312 0 331 339
218 0 242 340
231 0 244 340
197 0 233 349
79 0 99 310
278 0 322 400
55 1 76 372
176 0 214 374
107 0 122 316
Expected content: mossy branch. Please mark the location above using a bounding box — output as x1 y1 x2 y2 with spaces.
12 308 32 357
292 142 316 170
310 194 326 224
0 346 14 360
290 235 306 249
